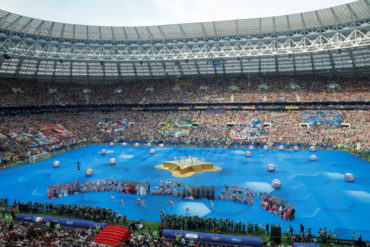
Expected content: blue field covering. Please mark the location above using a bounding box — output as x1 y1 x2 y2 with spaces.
0 144 369 240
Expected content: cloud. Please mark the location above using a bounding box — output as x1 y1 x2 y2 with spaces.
0 0 356 26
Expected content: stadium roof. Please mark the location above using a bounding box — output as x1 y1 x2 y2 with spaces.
0 0 369 80
0 0 369 41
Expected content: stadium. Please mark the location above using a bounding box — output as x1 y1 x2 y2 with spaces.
0 0 369 246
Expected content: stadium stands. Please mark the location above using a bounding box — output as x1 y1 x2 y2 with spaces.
0 77 368 106
0 0 369 245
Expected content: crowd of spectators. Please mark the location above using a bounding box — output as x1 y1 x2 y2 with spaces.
0 75 368 164
0 109 368 165
0 76 369 107
0 220 95 246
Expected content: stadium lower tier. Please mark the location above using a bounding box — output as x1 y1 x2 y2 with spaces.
0 110 368 164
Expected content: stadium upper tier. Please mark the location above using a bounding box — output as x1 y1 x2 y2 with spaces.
0 1 369 40
0 0 369 80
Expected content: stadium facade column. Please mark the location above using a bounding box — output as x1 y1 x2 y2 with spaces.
34 59 41 80
14 57 24 78
309 54 315 74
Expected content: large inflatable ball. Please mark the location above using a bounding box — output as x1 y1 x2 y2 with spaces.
146 143 152 148
293 145 299 151
279 145 284 151
85 168 93 177
109 142 114 147
310 154 317 161
121 142 127 147
267 163 276 172
344 173 355 182
52 160 60 168
272 179 281 189
310 146 316 152
245 151 252 157
249 145 254 151
263 145 269 151
101 149 107 155
149 148 155 154
159 143 165 148
134 143 140 147
109 158 116 166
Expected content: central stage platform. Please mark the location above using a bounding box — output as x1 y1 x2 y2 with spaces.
155 156 222 177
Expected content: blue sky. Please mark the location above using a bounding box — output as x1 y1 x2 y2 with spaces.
0 0 356 26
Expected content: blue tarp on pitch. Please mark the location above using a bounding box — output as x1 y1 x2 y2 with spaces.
294 243 319 247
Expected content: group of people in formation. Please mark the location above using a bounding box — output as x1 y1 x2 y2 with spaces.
261 193 295 221
217 184 255 205
152 180 181 196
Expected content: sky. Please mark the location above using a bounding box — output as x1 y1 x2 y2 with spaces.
0 0 356 26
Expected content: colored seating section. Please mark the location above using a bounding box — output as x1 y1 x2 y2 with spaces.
92 225 130 247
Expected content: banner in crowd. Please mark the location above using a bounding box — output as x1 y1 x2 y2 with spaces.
5 124 74 147
230 121 266 140
303 111 343 126
179 81 192 87
208 59 227 66
97 118 127 133
158 119 194 138
41 124 74 139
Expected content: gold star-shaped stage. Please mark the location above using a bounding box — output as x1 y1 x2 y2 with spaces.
155 156 222 177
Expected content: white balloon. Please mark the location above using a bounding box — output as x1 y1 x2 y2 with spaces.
109 158 116 165
134 143 140 147
310 155 317 161
267 163 275 172
149 148 155 154
271 179 281 189
245 151 252 157
344 173 355 182
53 160 60 168
85 168 93 177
